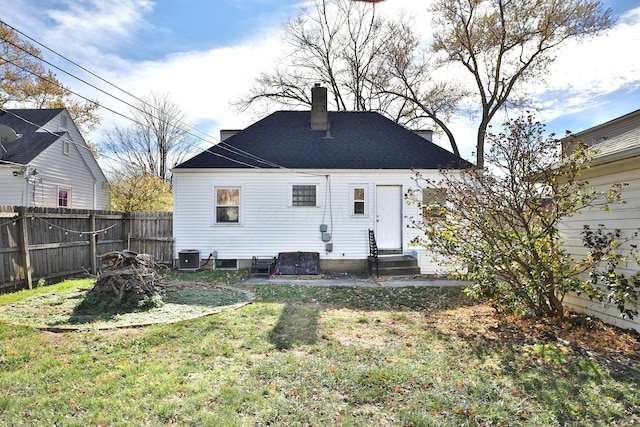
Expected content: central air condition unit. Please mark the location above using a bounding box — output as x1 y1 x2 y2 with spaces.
178 250 200 271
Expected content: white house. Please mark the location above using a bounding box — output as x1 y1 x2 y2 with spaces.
561 108 640 332
172 85 469 275
0 108 109 210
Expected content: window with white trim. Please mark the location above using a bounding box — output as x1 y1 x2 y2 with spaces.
58 187 71 208
292 184 316 207
215 187 240 223
63 140 70 155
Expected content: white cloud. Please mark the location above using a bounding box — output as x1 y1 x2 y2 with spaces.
95 33 285 144
6 1 153 67
534 7 640 121
6 0 287 148
46 0 154 48
5 0 639 158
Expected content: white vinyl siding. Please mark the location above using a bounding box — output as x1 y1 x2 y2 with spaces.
0 169 26 205
42 112 109 209
26 139 94 209
173 169 446 268
559 160 640 332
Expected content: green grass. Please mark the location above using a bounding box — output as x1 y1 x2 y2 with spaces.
0 271 638 426
0 278 92 306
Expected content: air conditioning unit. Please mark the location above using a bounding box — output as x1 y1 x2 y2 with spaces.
178 250 200 271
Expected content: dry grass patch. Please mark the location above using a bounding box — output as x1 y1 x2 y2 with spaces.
0 281 253 330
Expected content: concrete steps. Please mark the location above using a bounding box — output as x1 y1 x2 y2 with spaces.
375 255 420 276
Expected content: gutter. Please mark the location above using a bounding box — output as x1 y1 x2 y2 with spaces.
589 146 640 168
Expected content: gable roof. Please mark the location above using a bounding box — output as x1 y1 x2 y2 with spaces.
565 108 640 165
175 111 470 170
0 109 64 165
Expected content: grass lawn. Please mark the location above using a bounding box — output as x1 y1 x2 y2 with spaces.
1 270 639 426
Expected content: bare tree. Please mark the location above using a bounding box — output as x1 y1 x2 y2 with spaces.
101 92 195 181
373 18 467 156
431 0 613 167
236 0 433 127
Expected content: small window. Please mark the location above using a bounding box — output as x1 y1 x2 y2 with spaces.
422 188 446 218
526 196 553 212
61 114 68 129
352 186 366 215
215 259 238 270
215 187 240 223
58 187 71 208
292 185 316 207
63 140 70 155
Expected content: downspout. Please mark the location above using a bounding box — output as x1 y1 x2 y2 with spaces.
22 170 28 206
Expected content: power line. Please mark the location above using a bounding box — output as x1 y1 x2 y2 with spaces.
0 20 212 139
1 18 288 168
1 42 283 169
0 55 267 168
0 107 262 170
2 19 279 168
1 20 324 175
4 21 162 119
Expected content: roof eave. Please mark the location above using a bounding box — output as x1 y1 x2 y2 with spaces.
590 145 640 167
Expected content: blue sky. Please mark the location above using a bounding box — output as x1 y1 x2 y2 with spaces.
3 0 640 162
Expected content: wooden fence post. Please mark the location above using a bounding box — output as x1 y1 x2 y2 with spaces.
18 207 33 289
90 213 97 275
123 212 131 251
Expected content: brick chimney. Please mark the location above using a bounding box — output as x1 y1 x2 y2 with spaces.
310 83 328 131
220 129 242 142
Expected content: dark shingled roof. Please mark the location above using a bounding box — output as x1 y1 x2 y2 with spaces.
175 111 470 170
0 109 64 165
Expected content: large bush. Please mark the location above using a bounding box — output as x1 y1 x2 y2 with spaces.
410 115 637 318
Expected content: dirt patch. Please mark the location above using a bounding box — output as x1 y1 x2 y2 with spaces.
423 304 640 373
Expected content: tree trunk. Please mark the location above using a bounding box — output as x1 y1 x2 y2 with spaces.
546 290 565 317
476 120 488 168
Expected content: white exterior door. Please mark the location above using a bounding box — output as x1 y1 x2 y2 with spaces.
375 185 402 249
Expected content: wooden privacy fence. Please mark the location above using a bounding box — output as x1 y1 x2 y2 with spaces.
126 211 174 264
0 206 173 292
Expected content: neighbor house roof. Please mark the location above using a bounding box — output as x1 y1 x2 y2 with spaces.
563 108 640 166
0 109 64 165
175 111 470 170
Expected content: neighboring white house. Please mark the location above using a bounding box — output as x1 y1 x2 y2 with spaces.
560 108 640 332
172 85 469 274
0 108 109 210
